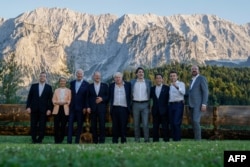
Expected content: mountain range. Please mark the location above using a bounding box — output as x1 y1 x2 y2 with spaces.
0 7 250 87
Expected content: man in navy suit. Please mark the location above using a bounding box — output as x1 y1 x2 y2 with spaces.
87 71 109 144
67 69 89 144
188 65 209 140
109 72 131 143
150 74 170 142
26 72 53 143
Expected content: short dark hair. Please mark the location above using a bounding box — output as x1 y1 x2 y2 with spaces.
154 73 163 79
169 70 178 76
135 67 144 74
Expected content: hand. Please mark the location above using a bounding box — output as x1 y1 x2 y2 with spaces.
83 108 87 114
86 108 91 114
172 82 179 89
46 110 51 116
95 97 103 104
201 105 207 112
26 108 31 114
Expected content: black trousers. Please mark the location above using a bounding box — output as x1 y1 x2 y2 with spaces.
30 111 47 143
152 110 169 142
111 106 128 143
90 109 106 144
54 106 68 143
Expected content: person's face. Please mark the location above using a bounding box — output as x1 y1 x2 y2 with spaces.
93 72 101 83
59 78 67 87
76 71 83 81
136 69 144 79
155 75 163 85
169 73 178 82
39 73 46 83
114 75 123 84
191 66 199 77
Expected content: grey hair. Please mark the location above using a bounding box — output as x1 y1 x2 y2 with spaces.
113 72 123 78
75 69 84 75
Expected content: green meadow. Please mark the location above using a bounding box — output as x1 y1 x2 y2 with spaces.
0 136 249 167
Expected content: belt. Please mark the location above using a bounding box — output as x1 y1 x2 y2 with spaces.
133 100 149 103
169 101 183 104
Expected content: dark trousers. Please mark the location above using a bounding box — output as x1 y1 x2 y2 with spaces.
30 111 46 143
169 102 184 141
152 110 169 142
54 106 68 143
111 106 128 143
90 109 106 144
67 109 84 143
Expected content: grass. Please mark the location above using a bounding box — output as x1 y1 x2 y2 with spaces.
0 136 250 167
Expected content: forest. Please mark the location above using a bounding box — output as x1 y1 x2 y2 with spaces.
0 53 249 105
122 63 250 105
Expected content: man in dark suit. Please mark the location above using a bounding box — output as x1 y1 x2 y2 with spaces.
67 69 89 144
26 72 53 143
150 74 170 142
109 72 131 143
87 71 109 144
188 65 209 140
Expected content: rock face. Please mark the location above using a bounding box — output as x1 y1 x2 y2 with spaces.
0 7 250 85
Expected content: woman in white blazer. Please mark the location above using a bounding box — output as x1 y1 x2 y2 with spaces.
52 77 71 143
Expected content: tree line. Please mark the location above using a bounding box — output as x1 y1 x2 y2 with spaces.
0 53 249 105
122 63 250 105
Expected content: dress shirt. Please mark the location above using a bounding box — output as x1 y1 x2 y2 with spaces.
94 82 100 95
133 79 148 101
190 74 199 90
113 83 127 107
39 83 45 96
169 80 185 102
155 84 162 98
75 79 83 93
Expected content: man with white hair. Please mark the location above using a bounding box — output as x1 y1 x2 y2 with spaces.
67 69 89 144
109 72 131 143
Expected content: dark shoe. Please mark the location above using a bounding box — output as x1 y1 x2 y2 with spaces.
36 140 42 144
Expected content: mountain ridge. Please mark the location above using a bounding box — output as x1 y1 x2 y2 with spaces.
0 7 250 86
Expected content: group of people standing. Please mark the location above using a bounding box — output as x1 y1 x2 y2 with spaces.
26 65 208 144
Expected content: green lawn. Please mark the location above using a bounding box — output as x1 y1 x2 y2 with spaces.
0 136 249 167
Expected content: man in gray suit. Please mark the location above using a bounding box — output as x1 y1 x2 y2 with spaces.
131 67 151 142
188 65 208 140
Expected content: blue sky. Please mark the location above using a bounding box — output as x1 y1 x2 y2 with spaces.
0 0 249 24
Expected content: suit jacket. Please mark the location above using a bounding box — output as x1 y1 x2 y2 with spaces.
87 82 109 112
52 88 71 115
26 83 53 113
150 85 170 116
70 80 89 112
188 75 209 108
109 81 131 114
131 78 151 102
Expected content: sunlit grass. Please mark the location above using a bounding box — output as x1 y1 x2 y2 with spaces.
0 136 249 167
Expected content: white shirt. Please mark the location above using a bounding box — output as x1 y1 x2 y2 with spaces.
133 79 148 101
59 88 66 102
113 83 127 107
75 79 82 93
169 80 185 102
155 84 162 98
39 83 45 96
190 74 199 90
94 82 100 95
